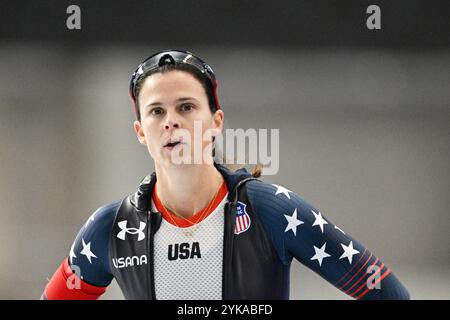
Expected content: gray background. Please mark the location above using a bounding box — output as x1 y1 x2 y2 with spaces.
0 1 449 299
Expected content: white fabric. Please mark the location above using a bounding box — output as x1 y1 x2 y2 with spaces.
152 193 227 300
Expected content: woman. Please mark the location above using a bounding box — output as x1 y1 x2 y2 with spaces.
42 50 410 300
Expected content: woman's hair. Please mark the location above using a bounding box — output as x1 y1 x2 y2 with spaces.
213 142 263 178
250 163 263 178
134 62 263 178
134 63 218 122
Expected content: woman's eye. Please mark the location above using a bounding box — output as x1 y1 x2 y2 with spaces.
181 104 194 112
150 107 163 116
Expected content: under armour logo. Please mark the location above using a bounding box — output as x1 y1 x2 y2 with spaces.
117 220 146 241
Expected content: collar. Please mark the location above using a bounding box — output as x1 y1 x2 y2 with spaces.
130 163 253 211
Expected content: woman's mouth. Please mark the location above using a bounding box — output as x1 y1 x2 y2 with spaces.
163 140 184 151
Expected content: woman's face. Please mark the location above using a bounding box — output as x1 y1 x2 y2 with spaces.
134 70 224 166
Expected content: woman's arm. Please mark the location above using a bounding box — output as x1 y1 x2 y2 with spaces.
42 201 119 300
246 180 410 300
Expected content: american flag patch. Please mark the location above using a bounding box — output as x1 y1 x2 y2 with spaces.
235 201 251 235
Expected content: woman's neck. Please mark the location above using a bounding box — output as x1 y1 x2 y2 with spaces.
154 163 224 219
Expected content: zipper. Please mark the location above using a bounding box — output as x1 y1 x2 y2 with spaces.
147 211 157 300
222 177 258 300
222 200 236 300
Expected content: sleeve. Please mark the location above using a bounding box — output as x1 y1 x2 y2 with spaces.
42 201 120 300
246 180 410 300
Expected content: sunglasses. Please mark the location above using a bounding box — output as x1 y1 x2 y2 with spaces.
129 49 220 119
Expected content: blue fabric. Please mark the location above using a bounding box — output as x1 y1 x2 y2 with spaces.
68 201 119 286
67 167 409 299
246 179 410 299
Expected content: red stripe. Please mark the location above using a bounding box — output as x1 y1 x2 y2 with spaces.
356 268 392 299
339 253 373 291
335 248 368 286
45 258 106 300
344 258 379 295
350 262 384 297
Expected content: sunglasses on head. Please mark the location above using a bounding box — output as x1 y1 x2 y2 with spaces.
129 49 220 119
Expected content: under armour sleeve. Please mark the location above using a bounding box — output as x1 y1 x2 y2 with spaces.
246 180 410 300
42 201 120 299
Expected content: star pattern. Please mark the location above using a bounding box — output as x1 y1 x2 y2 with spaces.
284 208 304 236
334 225 345 234
275 192 359 269
272 184 292 199
84 211 96 228
80 238 97 264
311 210 328 233
310 242 331 267
339 241 360 264
69 242 77 264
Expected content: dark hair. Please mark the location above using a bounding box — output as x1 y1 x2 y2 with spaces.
134 63 218 122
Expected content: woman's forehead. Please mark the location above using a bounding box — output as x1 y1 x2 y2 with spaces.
139 71 208 104
143 70 203 91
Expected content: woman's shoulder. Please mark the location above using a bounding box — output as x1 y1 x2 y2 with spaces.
91 199 122 221
246 179 309 206
67 200 122 287
245 178 319 221
79 199 122 236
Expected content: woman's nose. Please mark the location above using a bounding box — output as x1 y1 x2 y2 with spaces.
165 122 179 130
163 112 180 131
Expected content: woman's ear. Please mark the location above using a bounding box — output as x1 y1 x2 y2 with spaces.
212 109 224 132
133 120 147 145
